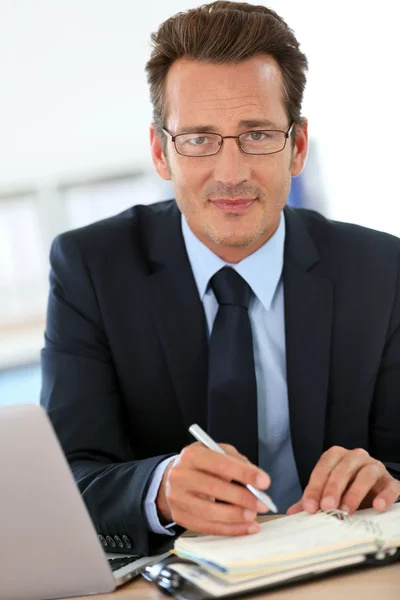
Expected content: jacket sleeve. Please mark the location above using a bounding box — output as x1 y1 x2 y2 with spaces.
40 232 180 556
370 254 400 482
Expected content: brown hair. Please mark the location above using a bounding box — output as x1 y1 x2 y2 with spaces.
145 1 308 141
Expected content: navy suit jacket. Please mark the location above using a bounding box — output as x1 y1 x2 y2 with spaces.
41 201 400 556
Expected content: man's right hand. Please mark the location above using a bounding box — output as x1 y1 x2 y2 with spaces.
156 442 271 536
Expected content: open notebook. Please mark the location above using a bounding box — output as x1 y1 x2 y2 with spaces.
144 504 400 599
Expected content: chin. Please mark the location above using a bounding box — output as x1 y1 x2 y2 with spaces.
207 228 264 248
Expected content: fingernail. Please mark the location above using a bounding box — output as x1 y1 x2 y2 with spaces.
243 509 256 522
248 522 259 534
374 498 386 511
256 472 270 489
304 499 318 513
339 504 349 514
321 496 337 510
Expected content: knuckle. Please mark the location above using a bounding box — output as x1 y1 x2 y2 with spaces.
214 458 229 475
365 462 383 477
343 487 361 502
250 469 262 487
324 480 340 495
220 443 238 455
178 449 190 465
352 447 369 459
167 465 182 485
236 486 255 509
325 445 345 457
233 453 251 464
181 444 196 462
206 480 223 498
304 484 320 497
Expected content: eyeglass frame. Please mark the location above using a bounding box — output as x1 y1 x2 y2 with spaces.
161 122 295 157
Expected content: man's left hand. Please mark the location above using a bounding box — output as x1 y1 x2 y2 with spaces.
287 446 400 516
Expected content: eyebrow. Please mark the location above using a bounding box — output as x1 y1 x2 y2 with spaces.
177 119 280 134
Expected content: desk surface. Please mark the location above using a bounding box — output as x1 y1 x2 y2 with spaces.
71 517 400 600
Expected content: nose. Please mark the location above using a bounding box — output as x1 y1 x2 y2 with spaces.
212 137 251 185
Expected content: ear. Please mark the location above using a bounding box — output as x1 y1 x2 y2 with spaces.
150 124 171 181
291 118 308 177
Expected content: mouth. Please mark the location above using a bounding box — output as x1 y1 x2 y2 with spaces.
210 198 257 213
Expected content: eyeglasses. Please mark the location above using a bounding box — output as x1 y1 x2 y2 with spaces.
162 122 294 157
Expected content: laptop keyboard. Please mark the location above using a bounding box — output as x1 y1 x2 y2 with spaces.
108 556 141 572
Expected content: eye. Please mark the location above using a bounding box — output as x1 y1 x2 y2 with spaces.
243 131 274 142
188 136 209 145
248 132 267 141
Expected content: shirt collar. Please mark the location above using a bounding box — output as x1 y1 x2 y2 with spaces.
181 211 286 312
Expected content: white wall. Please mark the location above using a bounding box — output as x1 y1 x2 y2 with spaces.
1 0 400 232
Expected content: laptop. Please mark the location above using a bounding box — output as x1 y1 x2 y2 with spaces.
0 403 170 600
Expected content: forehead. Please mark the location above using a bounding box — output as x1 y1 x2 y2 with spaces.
164 55 287 130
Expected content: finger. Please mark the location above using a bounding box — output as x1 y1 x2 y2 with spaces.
180 444 270 490
372 478 400 512
168 468 266 513
173 491 258 525
302 446 347 512
221 444 252 464
172 508 260 537
319 449 382 511
286 500 303 515
336 461 386 514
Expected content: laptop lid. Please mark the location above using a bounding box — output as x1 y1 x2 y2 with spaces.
0 403 116 600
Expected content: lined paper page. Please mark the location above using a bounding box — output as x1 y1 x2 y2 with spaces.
351 503 400 543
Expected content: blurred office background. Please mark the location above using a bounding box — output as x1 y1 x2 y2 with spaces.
1 0 399 407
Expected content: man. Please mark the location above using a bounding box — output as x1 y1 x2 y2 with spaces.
41 1 400 557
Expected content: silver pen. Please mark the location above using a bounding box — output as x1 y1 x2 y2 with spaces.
189 423 278 514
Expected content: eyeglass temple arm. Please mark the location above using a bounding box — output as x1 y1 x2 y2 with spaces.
162 128 174 141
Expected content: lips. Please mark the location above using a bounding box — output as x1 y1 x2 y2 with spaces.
210 198 256 212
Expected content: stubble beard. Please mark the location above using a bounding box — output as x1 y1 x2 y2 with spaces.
204 212 269 248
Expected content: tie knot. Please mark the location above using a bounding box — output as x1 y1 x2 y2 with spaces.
210 267 252 309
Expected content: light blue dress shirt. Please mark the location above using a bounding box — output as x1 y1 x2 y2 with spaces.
144 211 303 534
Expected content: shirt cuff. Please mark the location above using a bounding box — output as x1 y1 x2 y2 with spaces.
144 455 177 536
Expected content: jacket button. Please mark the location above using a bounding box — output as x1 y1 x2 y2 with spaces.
106 535 116 548
98 535 107 547
114 535 124 548
122 535 132 548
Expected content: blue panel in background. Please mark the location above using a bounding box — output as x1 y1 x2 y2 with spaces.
0 363 41 407
287 174 305 208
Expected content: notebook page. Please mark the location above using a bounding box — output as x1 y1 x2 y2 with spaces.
175 511 376 571
350 503 400 545
199 544 372 583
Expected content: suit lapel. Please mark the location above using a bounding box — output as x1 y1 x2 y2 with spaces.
283 207 334 489
143 202 209 434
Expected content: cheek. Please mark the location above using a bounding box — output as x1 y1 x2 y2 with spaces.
259 158 292 190
173 158 211 190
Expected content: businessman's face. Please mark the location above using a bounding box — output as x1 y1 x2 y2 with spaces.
151 55 308 262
